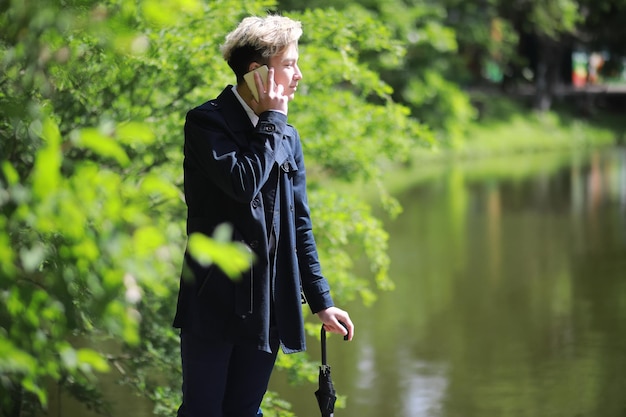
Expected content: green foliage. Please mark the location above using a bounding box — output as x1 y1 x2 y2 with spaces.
188 224 255 278
460 95 619 154
310 189 394 303
0 0 433 416
279 0 475 147
291 5 431 173
4 0 619 415
0 0 250 415
367 0 477 146
443 0 521 83
526 0 582 39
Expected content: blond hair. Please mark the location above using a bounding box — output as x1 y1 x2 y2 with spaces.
220 15 302 80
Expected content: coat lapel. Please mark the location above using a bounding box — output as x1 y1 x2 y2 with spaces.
215 86 254 138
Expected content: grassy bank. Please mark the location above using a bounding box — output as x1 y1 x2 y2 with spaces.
464 95 621 153
381 95 625 194
417 94 623 158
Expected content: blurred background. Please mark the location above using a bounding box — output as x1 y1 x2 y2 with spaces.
2 0 625 416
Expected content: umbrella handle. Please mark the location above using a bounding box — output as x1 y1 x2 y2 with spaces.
320 322 349 366
320 325 328 366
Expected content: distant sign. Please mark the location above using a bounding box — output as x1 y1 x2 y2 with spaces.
572 50 626 87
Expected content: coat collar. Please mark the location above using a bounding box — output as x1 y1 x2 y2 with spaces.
214 85 255 133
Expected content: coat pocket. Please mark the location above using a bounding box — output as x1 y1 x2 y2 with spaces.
186 251 235 313
192 247 254 318
186 226 256 318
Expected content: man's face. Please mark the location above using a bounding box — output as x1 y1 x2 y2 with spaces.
268 43 302 101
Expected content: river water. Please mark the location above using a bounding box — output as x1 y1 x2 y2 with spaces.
51 147 626 417
270 146 626 417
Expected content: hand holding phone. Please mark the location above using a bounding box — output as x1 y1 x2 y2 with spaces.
243 65 269 101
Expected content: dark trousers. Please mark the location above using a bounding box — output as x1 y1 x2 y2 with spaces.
176 329 279 417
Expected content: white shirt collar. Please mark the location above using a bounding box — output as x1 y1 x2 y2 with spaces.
232 85 259 127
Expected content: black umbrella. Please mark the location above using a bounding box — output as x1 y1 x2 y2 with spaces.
315 324 348 417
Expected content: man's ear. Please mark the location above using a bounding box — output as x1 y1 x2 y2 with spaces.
247 62 262 73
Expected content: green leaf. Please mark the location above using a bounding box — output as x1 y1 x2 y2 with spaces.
116 121 156 145
32 119 63 197
41 117 61 146
0 338 37 374
139 173 181 199
187 232 253 279
59 345 78 369
76 348 110 373
1 161 19 185
133 225 166 256
75 128 130 167
212 223 234 243
19 244 46 273
141 0 203 27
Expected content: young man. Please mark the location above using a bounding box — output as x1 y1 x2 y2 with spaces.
173 15 355 417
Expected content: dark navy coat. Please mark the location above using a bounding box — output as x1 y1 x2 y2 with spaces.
173 86 334 353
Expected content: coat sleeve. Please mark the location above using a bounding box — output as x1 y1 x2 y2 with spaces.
291 130 334 313
184 107 288 203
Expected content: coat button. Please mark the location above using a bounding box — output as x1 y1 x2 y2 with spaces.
282 162 289 171
252 198 260 208
249 240 259 249
263 124 275 132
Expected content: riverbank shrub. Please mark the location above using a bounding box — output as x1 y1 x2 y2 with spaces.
0 1 429 416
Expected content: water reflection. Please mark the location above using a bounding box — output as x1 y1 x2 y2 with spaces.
399 359 447 417
49 148 626 417
272 147 626 417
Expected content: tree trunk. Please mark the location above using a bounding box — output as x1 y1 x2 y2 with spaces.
534 37 561 111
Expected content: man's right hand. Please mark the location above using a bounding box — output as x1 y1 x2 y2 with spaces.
251 67 289 116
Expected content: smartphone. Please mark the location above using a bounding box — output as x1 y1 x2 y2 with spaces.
243 65 269 101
